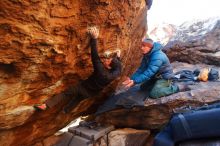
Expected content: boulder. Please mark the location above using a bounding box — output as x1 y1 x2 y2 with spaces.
0 0 148 145
108 128 150 146
164 18 220 65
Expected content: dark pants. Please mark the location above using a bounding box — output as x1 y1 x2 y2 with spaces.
95 83 149 115
95 78 179 115
46 83 91 113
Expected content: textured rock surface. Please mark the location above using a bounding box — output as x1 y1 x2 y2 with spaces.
0 0 148 145
33 134 62 146
94 135 108 146
164 17 220 65
108 128 150 146
96 62 220 129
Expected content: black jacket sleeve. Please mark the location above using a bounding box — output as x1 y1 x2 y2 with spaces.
90 38 104 72
106 57 122 80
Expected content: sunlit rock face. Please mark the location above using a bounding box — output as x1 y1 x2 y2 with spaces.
164 17 220 65
0 0 148 145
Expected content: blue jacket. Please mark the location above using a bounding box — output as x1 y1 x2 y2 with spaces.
131 42 174 84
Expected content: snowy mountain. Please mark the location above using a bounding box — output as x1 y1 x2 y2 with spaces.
148 17 220 47
171 17 220 42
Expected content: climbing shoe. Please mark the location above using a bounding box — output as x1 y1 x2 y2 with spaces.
34 103 48 111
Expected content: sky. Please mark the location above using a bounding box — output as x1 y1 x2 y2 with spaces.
148 0 220 30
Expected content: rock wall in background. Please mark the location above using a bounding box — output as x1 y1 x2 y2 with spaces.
164 17 220 64
0 0 148 145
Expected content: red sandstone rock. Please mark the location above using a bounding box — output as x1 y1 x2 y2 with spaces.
0 0 148 145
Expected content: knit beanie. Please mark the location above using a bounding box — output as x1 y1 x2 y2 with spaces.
142 38 154 48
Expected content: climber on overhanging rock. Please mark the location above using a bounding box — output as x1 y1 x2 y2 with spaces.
94 38 191 115
122 37 189 99
34 26 122 113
